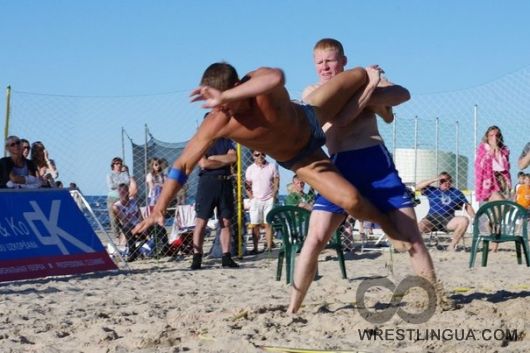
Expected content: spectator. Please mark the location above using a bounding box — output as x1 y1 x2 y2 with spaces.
106 157 131 240
31 141 58 188
121 164 137 199
515 173 530 211
112 183 144 262
146 157 166 214
417 172 476 251
513 171 526 199
0 135 40 189
475 126 511 252
55 180 64 188
245 150 280 253
475 125 512 202
20 139 31 159
518 142 530 170
285 174 314 210
190 137 239 270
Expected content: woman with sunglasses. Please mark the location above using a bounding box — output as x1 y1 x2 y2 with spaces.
0 135 40 188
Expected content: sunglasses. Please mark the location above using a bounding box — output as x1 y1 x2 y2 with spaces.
253 153 264 157
7 140 21 147
440 179 452 184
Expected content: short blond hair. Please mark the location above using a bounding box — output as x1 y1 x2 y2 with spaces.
313 38 345 57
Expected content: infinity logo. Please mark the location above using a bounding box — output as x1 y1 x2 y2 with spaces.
356 276 437 324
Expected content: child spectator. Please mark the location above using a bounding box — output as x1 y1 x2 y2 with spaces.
146 157 166 214
515 173 530 211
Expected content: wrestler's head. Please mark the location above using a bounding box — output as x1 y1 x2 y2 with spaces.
313 38 347 83
200 62 239 92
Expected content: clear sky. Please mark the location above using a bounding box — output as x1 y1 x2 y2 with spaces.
1 0 530 195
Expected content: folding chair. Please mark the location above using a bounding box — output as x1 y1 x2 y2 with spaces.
169 205 196 254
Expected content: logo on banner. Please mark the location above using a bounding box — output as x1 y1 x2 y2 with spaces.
23 200 95 255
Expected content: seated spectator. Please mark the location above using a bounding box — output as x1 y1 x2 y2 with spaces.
0 136 40 189
513 171 526 200
284 174 314 210
112 183 145 262
417 172 476 251
20 139 31 158
55 180 64 188
515 173 530 211
31 141 59 188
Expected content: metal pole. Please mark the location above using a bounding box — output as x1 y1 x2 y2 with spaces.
236 144 243 258
144 124 149 209
414 116 418 184
435 117 439 175
121 127 125 162
4 86 11 157
455 120 460 189
473 105 478 191
392 113 397 160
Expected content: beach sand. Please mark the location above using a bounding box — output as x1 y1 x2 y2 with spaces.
1 245 529 353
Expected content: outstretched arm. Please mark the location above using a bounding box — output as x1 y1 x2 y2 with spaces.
133 112 228 233
190 67 285 109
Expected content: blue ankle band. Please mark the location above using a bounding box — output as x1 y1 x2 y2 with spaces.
168 167 188 185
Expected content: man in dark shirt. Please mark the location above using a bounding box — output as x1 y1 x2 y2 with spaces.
417 172 475 250
191 137 239 269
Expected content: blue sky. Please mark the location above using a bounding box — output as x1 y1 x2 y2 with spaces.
1 0 530 195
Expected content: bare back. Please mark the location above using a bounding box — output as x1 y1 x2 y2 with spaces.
213 89 312 164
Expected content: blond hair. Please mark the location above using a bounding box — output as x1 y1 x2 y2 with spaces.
313 38 345 57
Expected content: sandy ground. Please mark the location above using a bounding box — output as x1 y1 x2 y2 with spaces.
1 242 529 353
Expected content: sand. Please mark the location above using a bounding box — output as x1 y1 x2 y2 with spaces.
1 245 529 353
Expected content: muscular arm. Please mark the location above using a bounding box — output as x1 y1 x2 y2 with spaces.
191 67 286 109
148 113 228 218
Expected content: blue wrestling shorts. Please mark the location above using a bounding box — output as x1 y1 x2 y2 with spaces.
277 103 326 170
312 144 414 214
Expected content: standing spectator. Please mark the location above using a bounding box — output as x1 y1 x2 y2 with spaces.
0 136 40 188
285 174 314 210
245 151 280 253
106 157 130 240
515 173 530 211
417 172 476 251
146 157 166 214
475 125 512 203
20 139 31 159
475 126 512 252
190 137 239 270
518 142 530 170
31 141 59 188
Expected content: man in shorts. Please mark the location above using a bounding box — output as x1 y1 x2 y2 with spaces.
245 151 279 253
288 38 441 314
191 137 238 269
417 172 475 251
